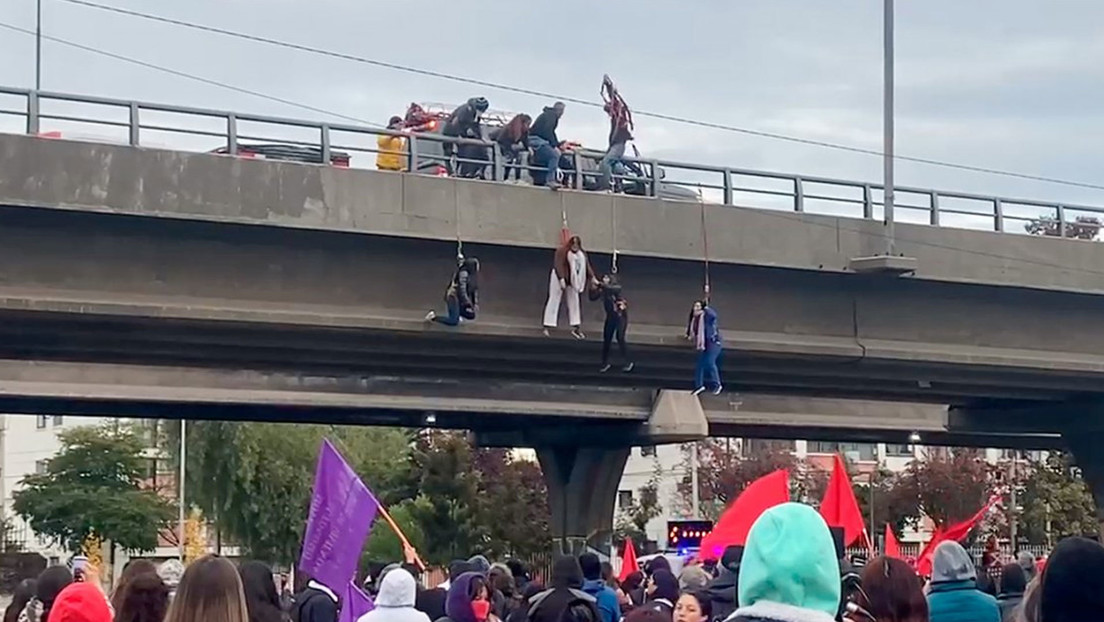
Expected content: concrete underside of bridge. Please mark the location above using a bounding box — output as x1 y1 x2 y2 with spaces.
3 133 1104 542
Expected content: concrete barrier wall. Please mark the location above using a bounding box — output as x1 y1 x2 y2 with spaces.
3 134 1104 294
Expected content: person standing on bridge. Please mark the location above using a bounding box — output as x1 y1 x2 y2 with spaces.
443 98 490 176
426 256 480 327
544 235 597 339
687 300 723 395
377 116 409 172
597 76 634 192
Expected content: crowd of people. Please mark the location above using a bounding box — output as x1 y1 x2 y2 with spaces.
423 234 726 393
376 76 637 193
2 506 1104 622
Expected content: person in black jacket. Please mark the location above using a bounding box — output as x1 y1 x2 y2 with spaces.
292 578 339 622
426 256 479 326
589 274 633 373
526 557 599 622
528 103 566 188
443 97 490 177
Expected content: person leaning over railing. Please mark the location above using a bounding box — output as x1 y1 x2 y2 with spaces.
377 116 408 172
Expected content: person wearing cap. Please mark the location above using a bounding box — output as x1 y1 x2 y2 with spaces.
926 541 999 622
727 503 841 622
377 116 408 172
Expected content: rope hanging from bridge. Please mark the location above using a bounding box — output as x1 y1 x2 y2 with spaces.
700 198 711 302
610 196 619 274
454 182 463 260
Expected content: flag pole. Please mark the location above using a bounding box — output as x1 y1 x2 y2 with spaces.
377 503 425 571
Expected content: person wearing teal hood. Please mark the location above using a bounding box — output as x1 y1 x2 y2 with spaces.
926 541 1000 622
728 503 841 622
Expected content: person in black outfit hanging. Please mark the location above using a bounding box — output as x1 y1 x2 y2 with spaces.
425 256 479 326
590 274 634 373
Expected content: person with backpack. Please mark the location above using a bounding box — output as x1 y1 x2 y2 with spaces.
526 557 600 622
579 554 620 622
425 256 479 327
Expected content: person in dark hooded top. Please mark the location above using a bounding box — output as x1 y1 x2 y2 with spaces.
442 97 490 176
996 562 1026 622
527 102 566 188
526 557 599 622
641 570 678 617
630 558 671 608
426 256 479 327
705 546 743 622
1039 536 1104 622
439 572 497 622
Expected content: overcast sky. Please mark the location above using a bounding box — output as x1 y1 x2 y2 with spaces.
2 0 1103 225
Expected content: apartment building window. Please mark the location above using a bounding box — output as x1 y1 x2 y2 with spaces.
52 415 64 427
617 490 634 508
36 415 48 429
34 460 47 475
885 444 914 457
808 441 877 462
640 446 656 457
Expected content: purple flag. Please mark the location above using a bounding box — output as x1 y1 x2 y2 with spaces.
299 439 379 591
340 581 375 622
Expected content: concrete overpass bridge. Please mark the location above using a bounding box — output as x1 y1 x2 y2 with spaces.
3 88 1104 543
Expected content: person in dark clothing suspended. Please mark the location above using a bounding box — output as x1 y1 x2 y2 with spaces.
490 114 531 182
589 274 634 373
528 102 566 188
443 98 490 177
426 256 479 326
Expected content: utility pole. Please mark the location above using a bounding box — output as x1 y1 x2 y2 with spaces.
35 0 43 90
178 419 186 561
1009 450 1018 554
883 0 896 255
690 442 700 519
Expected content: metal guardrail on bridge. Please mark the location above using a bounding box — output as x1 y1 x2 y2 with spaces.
1 85 1101 239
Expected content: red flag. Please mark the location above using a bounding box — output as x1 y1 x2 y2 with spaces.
819 454 867 548
618 538 638 582
915 495 999 576
700 469 790 560
884 524 902 559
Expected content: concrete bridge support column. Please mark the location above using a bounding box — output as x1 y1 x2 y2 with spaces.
1065 431 1104 543
535 446 631 556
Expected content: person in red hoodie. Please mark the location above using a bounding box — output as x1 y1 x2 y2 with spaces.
46 583 112 622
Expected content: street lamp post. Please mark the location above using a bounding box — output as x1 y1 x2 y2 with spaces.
178 419 186 561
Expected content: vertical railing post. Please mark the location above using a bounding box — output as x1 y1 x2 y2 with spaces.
226 114 238 155
994 198 1004 232
793 177 805 212
930 191 940 226
491 142 503 182
407 134 419 173
128 102 140 146
650 160 661 198
26 91 40 135
1056 204 1067 238
320 124 331 165
862 185 874 219
722 169 733 206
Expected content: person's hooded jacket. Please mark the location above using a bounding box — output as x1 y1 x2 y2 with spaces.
444 99 485 140
359 569 431 622
728 503 841 622
1039 536 1104 622
440 573 489 622
926 541 1000 622
528 558 598 622
706 546 743 622
580 579 619 622
996 563 1026 622
46 583 112 622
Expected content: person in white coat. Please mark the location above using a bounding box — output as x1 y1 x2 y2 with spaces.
543 235 597 339
358 569 431 622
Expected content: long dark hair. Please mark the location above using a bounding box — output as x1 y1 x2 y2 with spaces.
239 561 285 622
112 559 159 612
503 114 532 142
855 556 928 622
4 579 36 622
115 572 171 622
36 566 73 622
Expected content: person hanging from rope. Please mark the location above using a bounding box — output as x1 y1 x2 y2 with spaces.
529 102 566 189
442 97 490 176
686 299 723 395
543 235 597 339
597 75 634 192
425 255 480 327
589 273 634 373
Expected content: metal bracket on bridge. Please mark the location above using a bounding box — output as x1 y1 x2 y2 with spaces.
645 389 709 444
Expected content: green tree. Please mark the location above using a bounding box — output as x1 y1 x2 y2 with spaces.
676 439 797 520
1019 452 1097 544
174 421 413 565
363 499 426 566
13 425 175 553
894 449 993 528
615 459 663 544
472 448 551 558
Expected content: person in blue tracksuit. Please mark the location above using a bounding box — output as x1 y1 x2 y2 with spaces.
686 300 723 395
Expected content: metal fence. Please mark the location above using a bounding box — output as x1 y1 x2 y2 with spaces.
1 85 1102 238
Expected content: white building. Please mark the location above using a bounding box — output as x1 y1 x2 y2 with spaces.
615 439 1016 547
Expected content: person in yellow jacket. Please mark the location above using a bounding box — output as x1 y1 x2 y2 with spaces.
377 116 408 172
